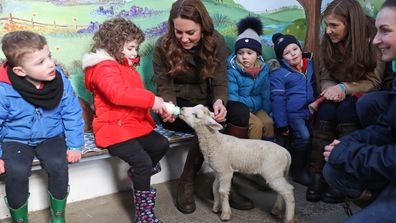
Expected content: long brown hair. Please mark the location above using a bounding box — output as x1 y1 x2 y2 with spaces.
162 0 218 78
91 17 144 64
321 0 378 81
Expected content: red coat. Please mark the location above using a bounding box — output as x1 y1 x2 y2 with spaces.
83 50 155 148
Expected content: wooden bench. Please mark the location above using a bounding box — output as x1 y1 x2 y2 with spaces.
30 125 195 170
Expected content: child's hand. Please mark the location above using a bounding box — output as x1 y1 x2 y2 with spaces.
0 159 5 174
213 99 227 122
67 150 82 163
281 129 290 136
152 96 167 114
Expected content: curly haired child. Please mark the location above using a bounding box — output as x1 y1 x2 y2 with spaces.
82 17 169 222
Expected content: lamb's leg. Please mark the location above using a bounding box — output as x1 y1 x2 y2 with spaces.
218 171 233 221
212 176 221 213
266 177 295 223
271 194 283 217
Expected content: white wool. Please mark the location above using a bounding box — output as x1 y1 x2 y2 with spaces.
179 105 295 223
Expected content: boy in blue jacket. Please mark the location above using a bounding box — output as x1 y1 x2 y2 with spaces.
227 16 274 140
270 33 315 186
0 31 84 222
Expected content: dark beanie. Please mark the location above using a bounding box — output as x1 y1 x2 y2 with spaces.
235 17 263 55
272 33 302 59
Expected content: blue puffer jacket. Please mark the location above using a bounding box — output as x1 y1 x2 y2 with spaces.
227 53 271 113
0 62 84 157
270 53 315 128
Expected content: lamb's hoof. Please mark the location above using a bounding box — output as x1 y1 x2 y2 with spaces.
212 206 221 214
284 219 295 223
271 207 282 217
220 212 231 221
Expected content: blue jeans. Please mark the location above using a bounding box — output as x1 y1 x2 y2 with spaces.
289 118 310 151
2 136 68 209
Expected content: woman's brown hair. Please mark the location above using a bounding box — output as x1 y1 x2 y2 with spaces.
321 0 378 81
91 17 144 64
162 0 218 78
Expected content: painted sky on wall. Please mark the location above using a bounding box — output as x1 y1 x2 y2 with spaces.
235 0 334 12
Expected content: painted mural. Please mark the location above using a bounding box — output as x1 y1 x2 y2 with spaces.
0 0 385 102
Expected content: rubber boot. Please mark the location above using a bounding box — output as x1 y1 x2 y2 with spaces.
291 148 312 186
134 188 161 223
49 191 68 223
306 120 336 202
5 196 29 223
175 138 204 214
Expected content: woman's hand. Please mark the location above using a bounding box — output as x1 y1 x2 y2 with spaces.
213 99 227 122
160 111 176 123
323 139 341 161
321 85 346 102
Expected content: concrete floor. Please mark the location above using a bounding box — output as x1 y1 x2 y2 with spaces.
0 173 358 223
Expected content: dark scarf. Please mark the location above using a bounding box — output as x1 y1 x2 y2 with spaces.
7 66 64 110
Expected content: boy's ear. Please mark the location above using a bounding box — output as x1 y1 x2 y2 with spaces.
12 66 27 77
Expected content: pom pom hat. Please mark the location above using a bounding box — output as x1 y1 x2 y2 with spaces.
235 16 263 55
272 33 302 59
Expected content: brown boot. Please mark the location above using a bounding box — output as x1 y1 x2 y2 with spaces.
307 120 336 202
351 189 376 208
225 123 248 138
229 183 254 210
176 139 204 214
337 123 360 138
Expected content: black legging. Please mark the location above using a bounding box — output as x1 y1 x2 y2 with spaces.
107 131 169 191
161 98 249 132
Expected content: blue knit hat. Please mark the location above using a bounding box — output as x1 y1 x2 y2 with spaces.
235 17 263 55
272 33 302 59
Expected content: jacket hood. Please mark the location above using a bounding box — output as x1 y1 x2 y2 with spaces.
82 49 116 70
227 52 267 75
0 62 11 84
271 52 313 73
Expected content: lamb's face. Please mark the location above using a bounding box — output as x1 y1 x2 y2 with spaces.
179 104 223 131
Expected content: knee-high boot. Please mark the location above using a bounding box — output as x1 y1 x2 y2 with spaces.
336 123 361 138
5 196 29 223
176 138 204 214
306 120 336 202
224 123 254 210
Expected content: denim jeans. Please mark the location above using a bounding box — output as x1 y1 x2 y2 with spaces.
356 91 395 128
288 118 310 151
2 136 68 209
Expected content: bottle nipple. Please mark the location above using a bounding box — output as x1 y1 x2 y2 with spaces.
164 102 180 116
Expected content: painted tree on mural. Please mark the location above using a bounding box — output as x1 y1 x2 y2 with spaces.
297 0 322 88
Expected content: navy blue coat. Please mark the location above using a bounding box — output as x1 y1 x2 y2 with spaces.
270 53 315 128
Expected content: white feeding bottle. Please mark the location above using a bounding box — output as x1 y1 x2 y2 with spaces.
164 102 180 117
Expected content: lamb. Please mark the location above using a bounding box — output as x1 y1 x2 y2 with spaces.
178 104 295 223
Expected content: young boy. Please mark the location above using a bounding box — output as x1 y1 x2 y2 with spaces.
0 31 84 222
270 32 315 186
227 16 274 140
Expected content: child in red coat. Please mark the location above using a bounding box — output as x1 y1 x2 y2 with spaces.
83 17 169 222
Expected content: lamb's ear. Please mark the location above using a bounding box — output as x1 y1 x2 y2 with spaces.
205 116 223 131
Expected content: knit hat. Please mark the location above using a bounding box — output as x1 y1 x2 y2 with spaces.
272 33 302 59
235 17 263 55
